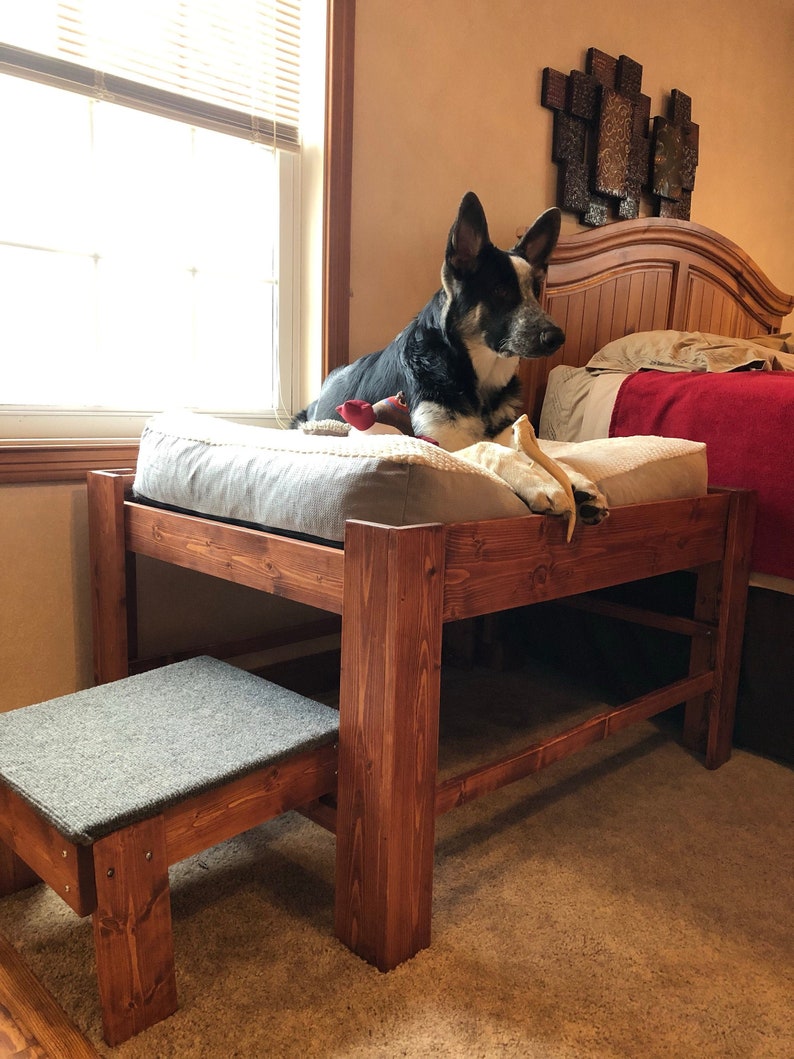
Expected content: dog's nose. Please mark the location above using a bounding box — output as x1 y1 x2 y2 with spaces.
540 326 565 354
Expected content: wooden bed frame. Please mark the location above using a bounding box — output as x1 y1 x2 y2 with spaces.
87 217 792 975
520 215 793 425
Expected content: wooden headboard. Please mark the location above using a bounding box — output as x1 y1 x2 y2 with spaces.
521 217 794 425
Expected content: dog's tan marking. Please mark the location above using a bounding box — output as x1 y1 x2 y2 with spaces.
458 304 520 394
510 254 536 294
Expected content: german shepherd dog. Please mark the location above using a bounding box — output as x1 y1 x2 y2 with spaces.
291 192 566 451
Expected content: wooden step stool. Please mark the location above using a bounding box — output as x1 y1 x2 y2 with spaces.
0 657 339 1046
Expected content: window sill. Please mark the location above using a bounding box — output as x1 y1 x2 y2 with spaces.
0 439 139 484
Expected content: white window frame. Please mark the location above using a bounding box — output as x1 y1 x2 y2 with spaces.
0 3 327 440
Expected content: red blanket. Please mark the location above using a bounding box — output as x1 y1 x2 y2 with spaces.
609 370 794 580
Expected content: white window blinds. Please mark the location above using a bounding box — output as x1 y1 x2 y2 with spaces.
0 0 302 147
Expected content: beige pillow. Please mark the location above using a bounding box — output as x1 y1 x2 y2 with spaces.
586 330 776 373
748 332 794 369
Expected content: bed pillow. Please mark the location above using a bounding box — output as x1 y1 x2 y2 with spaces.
586 330 777 374
747 332 794 370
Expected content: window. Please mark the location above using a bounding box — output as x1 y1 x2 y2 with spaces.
0 1 326 437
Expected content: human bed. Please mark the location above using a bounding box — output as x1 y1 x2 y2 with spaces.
521 218 794 763
87 216 791 973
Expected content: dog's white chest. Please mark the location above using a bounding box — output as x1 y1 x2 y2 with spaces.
468 343 519 393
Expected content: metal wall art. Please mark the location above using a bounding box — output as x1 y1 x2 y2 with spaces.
541 48 698 225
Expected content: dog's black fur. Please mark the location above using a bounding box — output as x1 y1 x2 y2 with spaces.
292 192 565 451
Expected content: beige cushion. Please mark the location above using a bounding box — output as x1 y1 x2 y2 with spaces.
132 411 529 543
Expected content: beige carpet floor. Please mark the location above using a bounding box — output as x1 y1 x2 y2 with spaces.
0 661 792 1058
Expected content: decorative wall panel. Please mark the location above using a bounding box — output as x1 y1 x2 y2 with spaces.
541 48 699 225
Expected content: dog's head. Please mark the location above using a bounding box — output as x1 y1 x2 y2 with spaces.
441 191 565 360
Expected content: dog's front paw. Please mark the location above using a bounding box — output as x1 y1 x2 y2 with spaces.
570 475 609 524
521 482 571 518
520 472 609 527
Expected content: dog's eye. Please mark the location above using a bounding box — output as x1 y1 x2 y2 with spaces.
493 285 510 301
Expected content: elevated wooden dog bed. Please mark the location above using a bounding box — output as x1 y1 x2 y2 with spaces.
0 657 339 1045
84 216 779 985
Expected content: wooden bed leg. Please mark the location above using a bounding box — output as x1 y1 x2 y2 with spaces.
87 470 136 685
684 490 756 769
92 816 177 1046
335 521 445 971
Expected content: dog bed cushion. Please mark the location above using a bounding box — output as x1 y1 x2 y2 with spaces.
132 411 708 543
540 434 707 506
133 411 530 542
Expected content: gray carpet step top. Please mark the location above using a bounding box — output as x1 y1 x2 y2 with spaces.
0 657 339 845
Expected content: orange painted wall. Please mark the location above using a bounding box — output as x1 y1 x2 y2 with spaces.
348 0 794 358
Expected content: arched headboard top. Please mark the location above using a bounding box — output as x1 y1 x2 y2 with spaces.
545 217 793 322
519 216 794 425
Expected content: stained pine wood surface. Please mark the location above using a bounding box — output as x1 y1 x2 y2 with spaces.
0 933 99 1059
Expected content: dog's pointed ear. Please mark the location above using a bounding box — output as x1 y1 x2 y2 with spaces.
446 191 491 274
513 207 561 269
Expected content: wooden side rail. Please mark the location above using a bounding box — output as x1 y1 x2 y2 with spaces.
441 492 736 622
558 593 715 639
125 501 346 614
435 671 714 815
87 470 346 684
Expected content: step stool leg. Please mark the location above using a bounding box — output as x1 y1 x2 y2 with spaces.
91 816 177 1046
0 836 40 896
